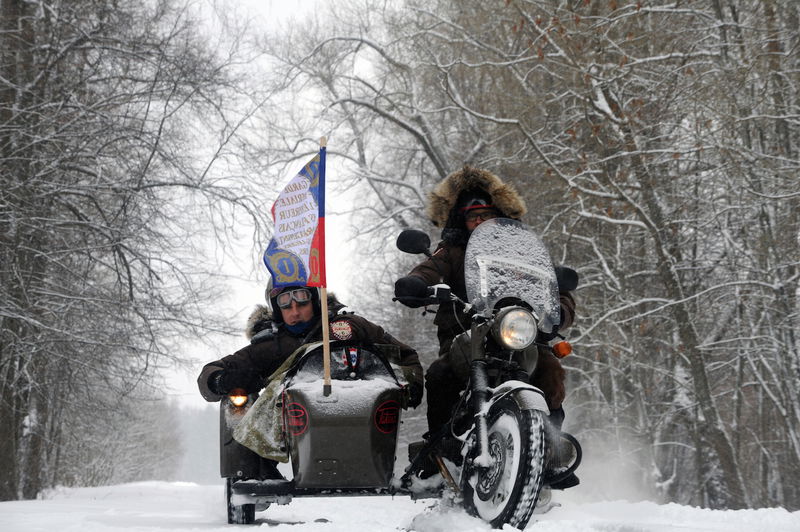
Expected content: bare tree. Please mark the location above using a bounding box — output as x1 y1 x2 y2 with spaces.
0 0 269 499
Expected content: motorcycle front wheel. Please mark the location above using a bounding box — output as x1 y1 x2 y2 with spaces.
461 398 547 529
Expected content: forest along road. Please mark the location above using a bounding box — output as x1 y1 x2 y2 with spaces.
0 481 798 532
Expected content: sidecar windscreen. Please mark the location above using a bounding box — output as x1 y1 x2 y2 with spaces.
289 344 399 384
464 218 561 334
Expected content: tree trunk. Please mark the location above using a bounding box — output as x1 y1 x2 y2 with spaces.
617 117 748 508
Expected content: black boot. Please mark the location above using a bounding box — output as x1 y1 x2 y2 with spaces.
545 437 580 489
549 472 580 490
545 407 580 490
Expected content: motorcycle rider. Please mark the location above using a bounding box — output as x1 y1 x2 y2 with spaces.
198 283 425 476
394 165 578 489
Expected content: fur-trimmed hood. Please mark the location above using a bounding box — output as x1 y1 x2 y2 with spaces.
427 165 527 228
245 291 346 339
245 305 273 340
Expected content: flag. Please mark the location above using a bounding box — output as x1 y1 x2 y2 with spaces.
263 147 326 288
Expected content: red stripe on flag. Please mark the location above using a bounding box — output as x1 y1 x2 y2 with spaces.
308 216 326 287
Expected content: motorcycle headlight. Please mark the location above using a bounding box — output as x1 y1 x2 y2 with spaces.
492 307 537 351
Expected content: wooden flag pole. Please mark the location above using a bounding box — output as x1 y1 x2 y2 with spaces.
319 137 332 396
321 285 332 396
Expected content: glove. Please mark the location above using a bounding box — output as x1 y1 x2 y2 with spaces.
394 275 429 308
404 382 424 409
209 369 263 395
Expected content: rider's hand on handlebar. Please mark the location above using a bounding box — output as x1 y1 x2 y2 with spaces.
394 276 457 308
209 369 262 395
394 275 430 308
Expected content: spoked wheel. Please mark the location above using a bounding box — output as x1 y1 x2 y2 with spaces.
461 399 547 529
226 478 255 524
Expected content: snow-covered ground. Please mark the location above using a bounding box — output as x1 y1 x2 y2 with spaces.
1 481 797 532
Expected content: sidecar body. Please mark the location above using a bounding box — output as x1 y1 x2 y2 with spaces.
221 343 409 523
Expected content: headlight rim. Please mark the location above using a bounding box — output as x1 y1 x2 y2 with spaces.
491 306 538 351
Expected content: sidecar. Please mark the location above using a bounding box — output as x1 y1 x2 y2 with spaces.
220 342 407 524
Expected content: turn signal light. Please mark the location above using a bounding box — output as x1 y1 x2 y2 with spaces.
553 341 572 358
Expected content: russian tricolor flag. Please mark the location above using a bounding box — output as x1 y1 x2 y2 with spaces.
263 143 327 288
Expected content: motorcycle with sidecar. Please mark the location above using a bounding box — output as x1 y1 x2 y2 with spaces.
219 218 581 530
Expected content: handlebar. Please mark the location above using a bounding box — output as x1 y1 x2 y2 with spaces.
392 295 440 306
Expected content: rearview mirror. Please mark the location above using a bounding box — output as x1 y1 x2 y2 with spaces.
555 266 579 291
396 229 431 256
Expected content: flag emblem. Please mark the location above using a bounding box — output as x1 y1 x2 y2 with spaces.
263 148 327 288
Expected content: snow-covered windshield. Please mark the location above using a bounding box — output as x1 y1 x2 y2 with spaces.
292 345 397 384
464 218 561 334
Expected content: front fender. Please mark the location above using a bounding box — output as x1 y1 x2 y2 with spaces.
489 380 549 413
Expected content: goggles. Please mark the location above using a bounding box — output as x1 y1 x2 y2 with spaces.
464 210 498 223
459 197 494 212
275 288 313 309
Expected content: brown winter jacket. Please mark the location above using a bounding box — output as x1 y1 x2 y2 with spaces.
197 301 423 402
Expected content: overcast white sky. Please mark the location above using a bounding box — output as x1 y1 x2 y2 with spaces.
238 0 322 26
169 0 355 407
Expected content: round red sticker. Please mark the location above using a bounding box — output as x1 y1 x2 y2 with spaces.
330 320 353 340
374 400 400 434
285 402 309 436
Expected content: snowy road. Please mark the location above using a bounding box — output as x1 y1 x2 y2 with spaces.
1 481 798 532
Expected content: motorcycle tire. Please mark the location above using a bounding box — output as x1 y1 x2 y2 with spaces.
226 478 255 524
461 398 547 529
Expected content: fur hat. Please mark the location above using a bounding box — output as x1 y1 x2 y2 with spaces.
427 165 526 228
